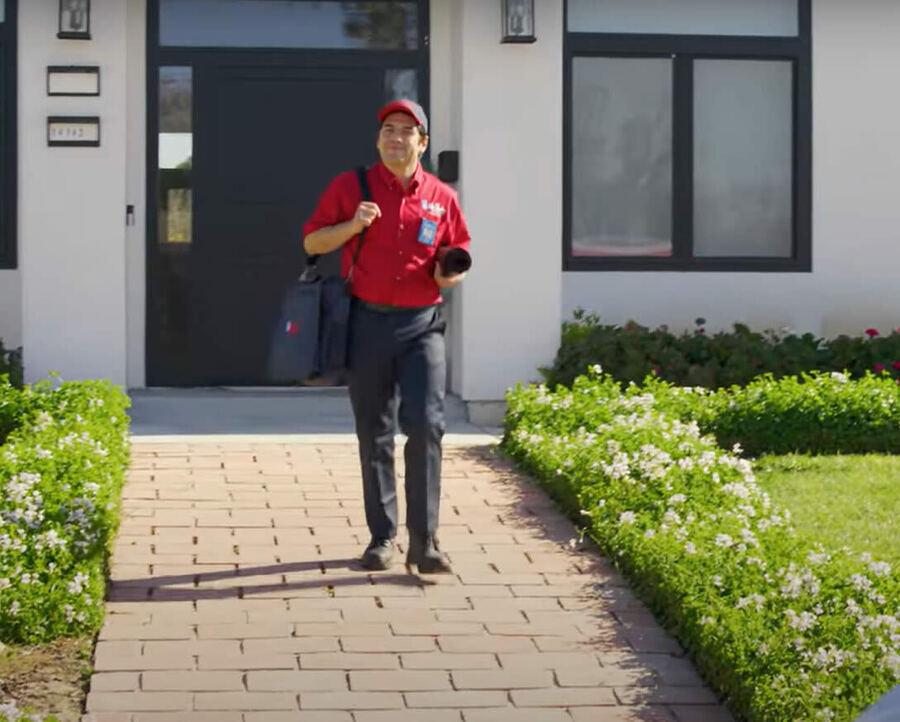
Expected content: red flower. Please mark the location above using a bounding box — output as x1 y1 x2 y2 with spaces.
893 361 900 371
873 362 886 373
865 328 880 337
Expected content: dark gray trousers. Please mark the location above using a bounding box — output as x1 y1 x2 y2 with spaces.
347 301 446 541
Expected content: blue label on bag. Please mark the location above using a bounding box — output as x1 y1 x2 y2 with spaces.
417 218 438 246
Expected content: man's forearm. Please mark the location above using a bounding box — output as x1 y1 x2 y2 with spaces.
435 271 467 290
303 219 362 255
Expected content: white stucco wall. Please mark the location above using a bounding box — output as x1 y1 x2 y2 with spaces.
455 0 563 403
563 0 900 339
429 0 464 395
20 0 128 385
0 270 21 350
125 0 146 388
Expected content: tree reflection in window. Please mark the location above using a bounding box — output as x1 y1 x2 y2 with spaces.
342 2 418 50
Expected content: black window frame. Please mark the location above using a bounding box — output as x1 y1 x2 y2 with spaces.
0 0 18 270
563 0 812 272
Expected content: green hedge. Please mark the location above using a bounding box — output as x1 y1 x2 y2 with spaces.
634 371 900 456
0 376 130 643
544 311 900 390
503 369 898 722
0 340 22 390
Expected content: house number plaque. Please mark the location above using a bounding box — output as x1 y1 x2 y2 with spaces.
47 116 101 147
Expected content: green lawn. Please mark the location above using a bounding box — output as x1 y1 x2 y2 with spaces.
755 454 900 566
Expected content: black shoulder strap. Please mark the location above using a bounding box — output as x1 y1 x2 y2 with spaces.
349 166 371 272
305 166 370 273
356 165 371 201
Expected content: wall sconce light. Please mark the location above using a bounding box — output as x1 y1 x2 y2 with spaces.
58 0 91 40
501 0 536 44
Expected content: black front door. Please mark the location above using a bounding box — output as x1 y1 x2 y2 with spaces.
147 0 428 387
187 63 381 385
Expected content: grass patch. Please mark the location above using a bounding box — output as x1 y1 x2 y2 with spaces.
756 455 900 567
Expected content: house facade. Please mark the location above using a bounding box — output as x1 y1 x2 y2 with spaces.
0 1 898 422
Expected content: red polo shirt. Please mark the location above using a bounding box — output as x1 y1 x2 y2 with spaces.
303 162 471 308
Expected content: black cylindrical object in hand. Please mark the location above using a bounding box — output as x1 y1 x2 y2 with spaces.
437 246 472 276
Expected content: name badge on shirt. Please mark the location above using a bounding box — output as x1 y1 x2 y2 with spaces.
417 218 438 246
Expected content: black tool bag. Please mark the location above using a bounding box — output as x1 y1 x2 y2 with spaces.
267 166 371 384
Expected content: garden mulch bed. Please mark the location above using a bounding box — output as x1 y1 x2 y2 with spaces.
0 637 92 722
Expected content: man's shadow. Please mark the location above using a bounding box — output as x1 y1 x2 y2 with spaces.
108 557 441 602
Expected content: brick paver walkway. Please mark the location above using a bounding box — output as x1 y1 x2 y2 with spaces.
83 441 734 722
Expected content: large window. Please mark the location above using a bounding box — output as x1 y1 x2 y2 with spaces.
565 0 811 272
0 0 16 269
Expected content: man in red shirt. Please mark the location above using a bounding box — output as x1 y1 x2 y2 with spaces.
303 100 471 573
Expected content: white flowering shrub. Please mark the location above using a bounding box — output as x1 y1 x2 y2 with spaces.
0 376 130 643
503 368 899 722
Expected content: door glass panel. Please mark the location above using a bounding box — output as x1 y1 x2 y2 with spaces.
568 0 798 37
155 66 193 378
160 0 419 49
159 67 192 245
571 56 673 257
693 59 793 257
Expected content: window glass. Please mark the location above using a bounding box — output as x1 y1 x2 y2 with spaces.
160 0 419 50
571 57 672 257
693 59 793 257
568 0 798 37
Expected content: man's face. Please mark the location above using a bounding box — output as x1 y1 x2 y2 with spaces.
377 111 428 167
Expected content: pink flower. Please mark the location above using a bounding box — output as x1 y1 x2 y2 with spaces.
894 361 900 371
873 363 886 373
865 328 880 338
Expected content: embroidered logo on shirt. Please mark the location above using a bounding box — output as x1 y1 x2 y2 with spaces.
421 199 446 217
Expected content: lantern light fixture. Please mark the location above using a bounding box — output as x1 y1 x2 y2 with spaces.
58 0 91 41
501 0 536 44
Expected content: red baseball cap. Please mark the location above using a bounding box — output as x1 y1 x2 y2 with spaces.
377 99 428 134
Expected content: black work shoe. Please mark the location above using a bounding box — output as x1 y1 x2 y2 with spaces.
406 533 453 574
360 538 394 571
